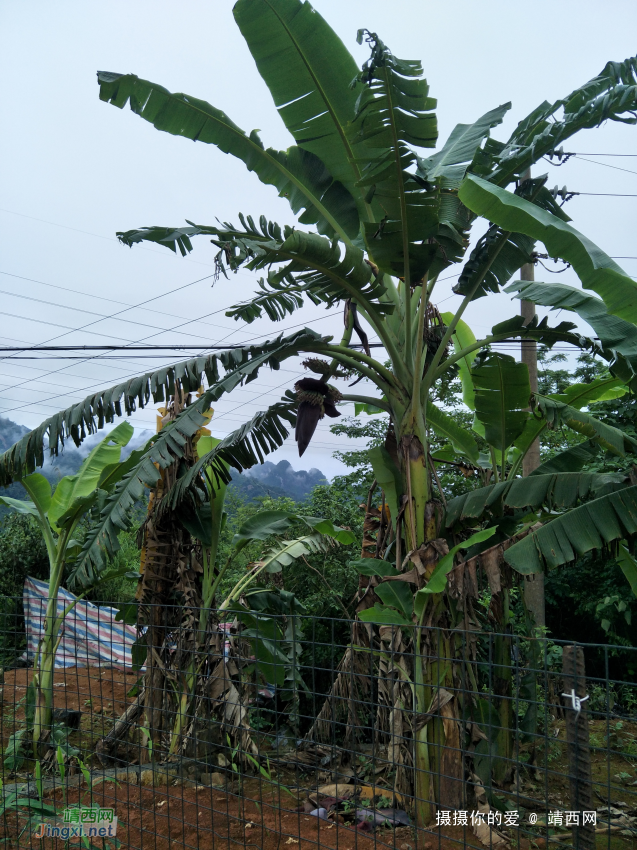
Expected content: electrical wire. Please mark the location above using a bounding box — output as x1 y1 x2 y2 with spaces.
0 306 342 417
0 207 221 272
572 153 637 157
574 156 637 177
0 270 263 336
577 192 637 197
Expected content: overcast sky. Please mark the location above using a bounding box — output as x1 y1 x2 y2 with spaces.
1 0 636 478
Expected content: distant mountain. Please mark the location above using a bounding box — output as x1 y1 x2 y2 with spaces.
0 417 29 454
229 460 328 503
0 418 328 516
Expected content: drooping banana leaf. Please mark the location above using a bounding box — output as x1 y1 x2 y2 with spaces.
445 470 628 530
533 395 637 456
529 439 601 476
69 395 298 590
513 375 629 460
488 314 587 349
459 174 637 323
96 72 358 241
506 280 637 389
251 533 346 574
117 218 393 322
233 0 367 220
438 312 598 384
452 175 569 301
616 544 637 598
504 485 637 574
0 329 321 487
471 353 531 455
488 56 637 185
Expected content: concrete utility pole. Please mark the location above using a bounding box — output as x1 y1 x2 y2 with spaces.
519 168 545 628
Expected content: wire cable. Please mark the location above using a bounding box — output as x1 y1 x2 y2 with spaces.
0 270 262 336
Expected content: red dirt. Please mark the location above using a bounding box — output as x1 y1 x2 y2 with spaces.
0 666 139 748
1 666 138 715
40 780 422 850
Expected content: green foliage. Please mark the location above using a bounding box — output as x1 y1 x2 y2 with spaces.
86 527 139 604
545 551 637 649
0 514 49 598
0 514 48 663
329 415 388 492
460 174 637 323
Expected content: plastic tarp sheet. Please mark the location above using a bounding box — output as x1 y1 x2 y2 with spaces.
23 577 137 668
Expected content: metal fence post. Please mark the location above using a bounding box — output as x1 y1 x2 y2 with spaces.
561 645 595 850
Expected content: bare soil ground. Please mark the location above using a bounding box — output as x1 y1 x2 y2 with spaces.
2 668 637 850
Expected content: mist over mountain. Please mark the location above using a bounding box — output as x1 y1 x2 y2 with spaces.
229 459 328 503
0 418 328 513
0 417 154 516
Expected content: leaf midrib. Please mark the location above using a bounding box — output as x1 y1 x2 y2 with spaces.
261 0 373 223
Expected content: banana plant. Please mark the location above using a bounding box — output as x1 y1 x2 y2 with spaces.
0 0 635 823
0 422 141 754
168 506 354 753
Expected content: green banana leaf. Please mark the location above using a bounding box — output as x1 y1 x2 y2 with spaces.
233 0 365 217
232 510 354 555
428 403 479 464
617 544 637 598
534 395 637 456
0 328 321 488
117 219 393 323
489 56 637 185
19 473 52 514
369 445 402 523
346 34 439 282
253 532 342 574
418 104 510 185
506 280 637 389
471 353 531 454
445 471 628 530
441 312 478 409
414 527 496 618
48 422 133 529
505 485 637 574
514 377 631 462
349 558 398 577
459 174 637 323
375 582 414 620
529 440 600 476
97 72 358 241
69 392 298 590
452 175 569 301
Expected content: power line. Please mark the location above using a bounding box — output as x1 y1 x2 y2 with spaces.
0 207 220 271
0 307 342 417
574 156 637 177
578 192 637 197
0 270 261 336
572 153 637 157
0 341 380 355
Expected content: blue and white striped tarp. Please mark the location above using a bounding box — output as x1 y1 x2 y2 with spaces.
23 577 138 668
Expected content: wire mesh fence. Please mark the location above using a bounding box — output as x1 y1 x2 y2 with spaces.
1 597 636 850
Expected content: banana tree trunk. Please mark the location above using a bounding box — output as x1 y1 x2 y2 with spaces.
404 437 465 829
32 540 68 756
